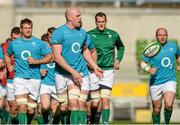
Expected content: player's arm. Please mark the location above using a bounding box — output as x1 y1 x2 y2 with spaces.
28 42 52 65
114 34 125 70
5 54 14 73
90 48 97 63
177 56 180 71
83 46 103 78
27 54 52 65
140 60 157 75
51 44 82 85
0 59 5 68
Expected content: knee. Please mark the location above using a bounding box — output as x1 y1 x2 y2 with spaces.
16 98 28 112
165 102 173 109
153 105 161 114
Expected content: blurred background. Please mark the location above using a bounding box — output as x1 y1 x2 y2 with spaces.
0 0 180 123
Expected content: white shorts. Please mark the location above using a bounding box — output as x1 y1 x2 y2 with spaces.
40 84 58 101
6 83 15 101
0 84 6 98
55 73 90 94
89 72 99 91
13 78 41 100
98 69 114 88
150 81 177 101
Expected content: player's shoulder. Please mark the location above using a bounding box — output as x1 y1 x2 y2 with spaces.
88 28 97 34
106 28 119 35
167 40 178 47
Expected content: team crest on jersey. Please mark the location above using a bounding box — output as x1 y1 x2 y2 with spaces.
107 32 112 38
71 42 80 53
92 34 96 38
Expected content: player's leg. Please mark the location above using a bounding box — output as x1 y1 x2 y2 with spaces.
150 84 163 124
90 90 101 124
79 75 90 124
6 82 18 124
36 98 45 124
14 78 29 124
89 72 101 124
27 79 41 124
55 73 69 124
163 81 176 124
68 83 80 124
99 69 114 124
86 95 91 124
40 84 51 124
49 86 60 124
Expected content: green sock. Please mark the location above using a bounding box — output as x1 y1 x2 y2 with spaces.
79 110 86 124
152 112 160 124
1 108 10 124
164 108 172 124
36 114 45 124
10 114 19 124
18 112 27 124
102 109 110 124
70 110 79 124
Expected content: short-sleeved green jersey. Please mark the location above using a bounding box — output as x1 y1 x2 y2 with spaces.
88 28 125 70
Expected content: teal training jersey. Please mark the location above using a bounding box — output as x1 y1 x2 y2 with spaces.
51 24 89 77
7 37 52 79
41 62 55 86
142 41 180 86
86 34 95 50
88 28 125 70
0 47 4 59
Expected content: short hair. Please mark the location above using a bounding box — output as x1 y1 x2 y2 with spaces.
20 18 33 28
47 27 56 34
11 27 20 36
156 27 168 36
95 12 107 22
41 33 49 42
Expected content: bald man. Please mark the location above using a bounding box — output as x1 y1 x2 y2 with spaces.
51 7 103 124
141 27 180 124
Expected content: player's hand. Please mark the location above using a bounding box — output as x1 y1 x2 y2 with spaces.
177 65 180 71
41 70 48 77
7 65 14 73
72 71 82 86
28 57 38 65
114 60 120 70
148 67 157 75
94 66 103 79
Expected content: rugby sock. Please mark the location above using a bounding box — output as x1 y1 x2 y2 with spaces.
1 108 11 124
70 110 79 124
90 107 97 124
41 108 49 124
27 112 35 124
10 114 19 124
18 112 27 124
164 108 172 124
52 108 60 124
79 110 86 124
95 111 102 124
102 109 110 124
60 110 70 124
36 114 44 124
86 114 91 124
152 112 160 124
